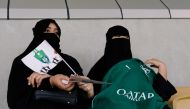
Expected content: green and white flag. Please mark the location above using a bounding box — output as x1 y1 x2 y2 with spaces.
21 40 62 74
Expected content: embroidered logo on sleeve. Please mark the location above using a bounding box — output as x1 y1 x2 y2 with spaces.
140 65 150 77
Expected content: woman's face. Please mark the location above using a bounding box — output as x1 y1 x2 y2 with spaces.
45 23 58 35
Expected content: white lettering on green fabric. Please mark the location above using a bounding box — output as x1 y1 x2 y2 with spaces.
117 89 154 102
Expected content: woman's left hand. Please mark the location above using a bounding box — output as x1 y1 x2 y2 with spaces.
77 76 94 98
145 58 168 80
27 72 51 88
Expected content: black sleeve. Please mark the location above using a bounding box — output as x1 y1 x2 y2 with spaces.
163 105 171 109
153 73 177 101
63 55 93 107
88 57 105 95
77 87 93 108
7 58 34 109
66 56 93 105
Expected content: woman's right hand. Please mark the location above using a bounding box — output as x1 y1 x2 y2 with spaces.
49 74 75 91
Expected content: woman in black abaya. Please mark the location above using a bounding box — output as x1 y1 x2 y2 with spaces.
88 25 176 109
7 19 93 109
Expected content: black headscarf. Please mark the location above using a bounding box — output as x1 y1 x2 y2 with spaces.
7 19 86 109
32 19 61 37
104 25 132 70
22 19 61 57
88 25 132 95
106 25 130 42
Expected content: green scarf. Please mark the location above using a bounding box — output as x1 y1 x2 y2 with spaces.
92 58 169 109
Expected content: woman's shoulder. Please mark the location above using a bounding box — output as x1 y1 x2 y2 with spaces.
61 53 79 62
12 54 24 64
61 53 83 74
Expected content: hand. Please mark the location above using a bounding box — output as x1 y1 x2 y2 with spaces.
49 74 75 91
77 76 94 98
27 72 51 88
145 58 167 80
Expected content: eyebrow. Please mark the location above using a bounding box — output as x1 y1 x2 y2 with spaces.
47 27 58 30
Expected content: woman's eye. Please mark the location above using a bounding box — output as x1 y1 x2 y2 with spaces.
45 29 50 33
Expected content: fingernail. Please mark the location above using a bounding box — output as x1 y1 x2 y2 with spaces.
62 80 69 84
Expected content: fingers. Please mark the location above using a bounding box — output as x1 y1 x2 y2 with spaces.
78 83 92 91
77 76 94 93
145 58 157 65
36 75 43 87
27 72 51 88
27 73 37 88
76 76 94 98
36 74 50 87
145 58 168 80
49 74 75 91
68 75 92 92
78 82 94 98
64 82 75 91
49 74 94 97
145 58 164 67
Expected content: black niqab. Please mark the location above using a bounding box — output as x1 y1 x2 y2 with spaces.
22 19 61 57
88 25 132 95
23 33 61 57
104 38 132 71
104 25 132 70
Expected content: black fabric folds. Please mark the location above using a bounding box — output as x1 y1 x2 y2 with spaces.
32 19 61 38
88 25 132 95
88 38 132 95
23 33 61 57
104 38 132 71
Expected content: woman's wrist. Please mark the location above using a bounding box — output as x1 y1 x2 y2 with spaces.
49 76 54 88
158 64 167 80
87 87 94 98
